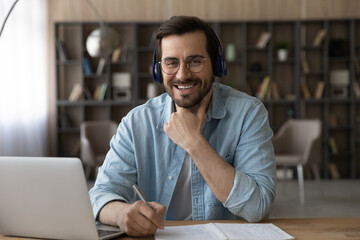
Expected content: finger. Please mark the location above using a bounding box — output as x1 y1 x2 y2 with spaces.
125 213 157 236
149 202 166 228
145 202 165 229
135 201 164 230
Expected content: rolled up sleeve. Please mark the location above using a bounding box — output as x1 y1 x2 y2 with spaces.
223 101 276 222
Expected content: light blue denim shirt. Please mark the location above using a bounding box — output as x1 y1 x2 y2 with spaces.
89 82 276 222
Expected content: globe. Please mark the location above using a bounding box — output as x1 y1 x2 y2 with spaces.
86 26 121 57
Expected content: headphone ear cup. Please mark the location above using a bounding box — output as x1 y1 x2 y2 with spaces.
216 55 223 77
152 47 163 84
153 62 163 84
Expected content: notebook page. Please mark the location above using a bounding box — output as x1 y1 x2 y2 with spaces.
155 224 218 240
212 223 295 240
155 223 294 240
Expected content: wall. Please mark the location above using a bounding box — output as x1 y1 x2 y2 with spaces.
47 0 360 155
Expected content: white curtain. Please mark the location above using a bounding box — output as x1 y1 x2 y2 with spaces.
0 0 48 156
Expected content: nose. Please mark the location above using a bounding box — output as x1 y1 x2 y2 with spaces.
175 61 191 81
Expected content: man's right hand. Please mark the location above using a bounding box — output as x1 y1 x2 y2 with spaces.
98 200 166 237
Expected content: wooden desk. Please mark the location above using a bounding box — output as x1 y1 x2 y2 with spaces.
1 218 359 240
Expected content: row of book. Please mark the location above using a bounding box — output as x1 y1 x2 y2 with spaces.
300 81 324 99
254 76 281 101
68 83 108 102
254 28 327 49
301 80 360 99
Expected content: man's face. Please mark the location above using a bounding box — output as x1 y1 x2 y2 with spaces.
160 31 213 109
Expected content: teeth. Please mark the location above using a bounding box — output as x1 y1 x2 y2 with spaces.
177 85 194 89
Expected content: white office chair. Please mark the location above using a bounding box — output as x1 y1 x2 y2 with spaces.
80 120 118 179
272 119 322 205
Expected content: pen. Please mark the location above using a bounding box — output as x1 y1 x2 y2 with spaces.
132 184 153 209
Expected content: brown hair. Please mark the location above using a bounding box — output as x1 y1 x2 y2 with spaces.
155 16 221 75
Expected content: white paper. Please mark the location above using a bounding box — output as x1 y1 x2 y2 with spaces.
155 223 295 240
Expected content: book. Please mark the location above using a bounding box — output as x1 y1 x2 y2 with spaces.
256 32 271 49
314 81 325 99
98 83 108 101
120 45 129 62
301 56 310 74
257 76 271 100
301 81 311 99
155 223 294 240
68 83 82 101
111 47 122 62
59 112 71 128
312 29 327 47
328 136 338 154
55 38 68 61
93 84 101 100
329 162 340 179
270 82 280 100
82 58 93 76
96 58 106 75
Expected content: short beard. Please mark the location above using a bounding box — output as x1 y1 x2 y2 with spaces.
165 78 211 109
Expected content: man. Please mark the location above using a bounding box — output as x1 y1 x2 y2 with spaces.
89 16 276 237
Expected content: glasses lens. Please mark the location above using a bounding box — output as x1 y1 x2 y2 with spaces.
187 56 205 73
160 57 206 75
161 59 179 75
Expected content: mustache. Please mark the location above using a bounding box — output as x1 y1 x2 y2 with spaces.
169 78 200 85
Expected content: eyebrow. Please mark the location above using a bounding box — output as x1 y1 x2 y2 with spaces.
162 55 205 61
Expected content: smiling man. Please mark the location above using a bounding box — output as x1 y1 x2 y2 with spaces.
89 16 276 237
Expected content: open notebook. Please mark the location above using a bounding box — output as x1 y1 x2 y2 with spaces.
155 223 294 240
0 156 123 240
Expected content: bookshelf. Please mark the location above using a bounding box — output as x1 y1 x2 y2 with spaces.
55 19 360 179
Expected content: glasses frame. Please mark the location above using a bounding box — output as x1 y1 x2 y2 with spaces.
158 56 208 75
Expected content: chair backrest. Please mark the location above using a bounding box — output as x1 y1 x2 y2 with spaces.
274 119 322 164
80 120 118 155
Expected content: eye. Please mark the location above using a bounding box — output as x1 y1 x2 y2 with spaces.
164 59 179 68
188 57 203 66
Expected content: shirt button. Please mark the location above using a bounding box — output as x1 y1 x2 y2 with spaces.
168 176 174 180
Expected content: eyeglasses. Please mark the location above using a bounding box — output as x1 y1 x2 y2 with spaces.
159 56 207 75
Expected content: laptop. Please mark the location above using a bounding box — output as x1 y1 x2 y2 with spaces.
0 156 124 240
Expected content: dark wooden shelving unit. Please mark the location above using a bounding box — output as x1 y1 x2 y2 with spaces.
55 19 360 179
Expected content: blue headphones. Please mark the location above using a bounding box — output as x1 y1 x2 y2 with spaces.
152 40 227 84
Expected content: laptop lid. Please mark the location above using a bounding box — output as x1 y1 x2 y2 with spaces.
0 156 123 240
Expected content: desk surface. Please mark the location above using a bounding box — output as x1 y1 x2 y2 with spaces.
1 218 359 240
